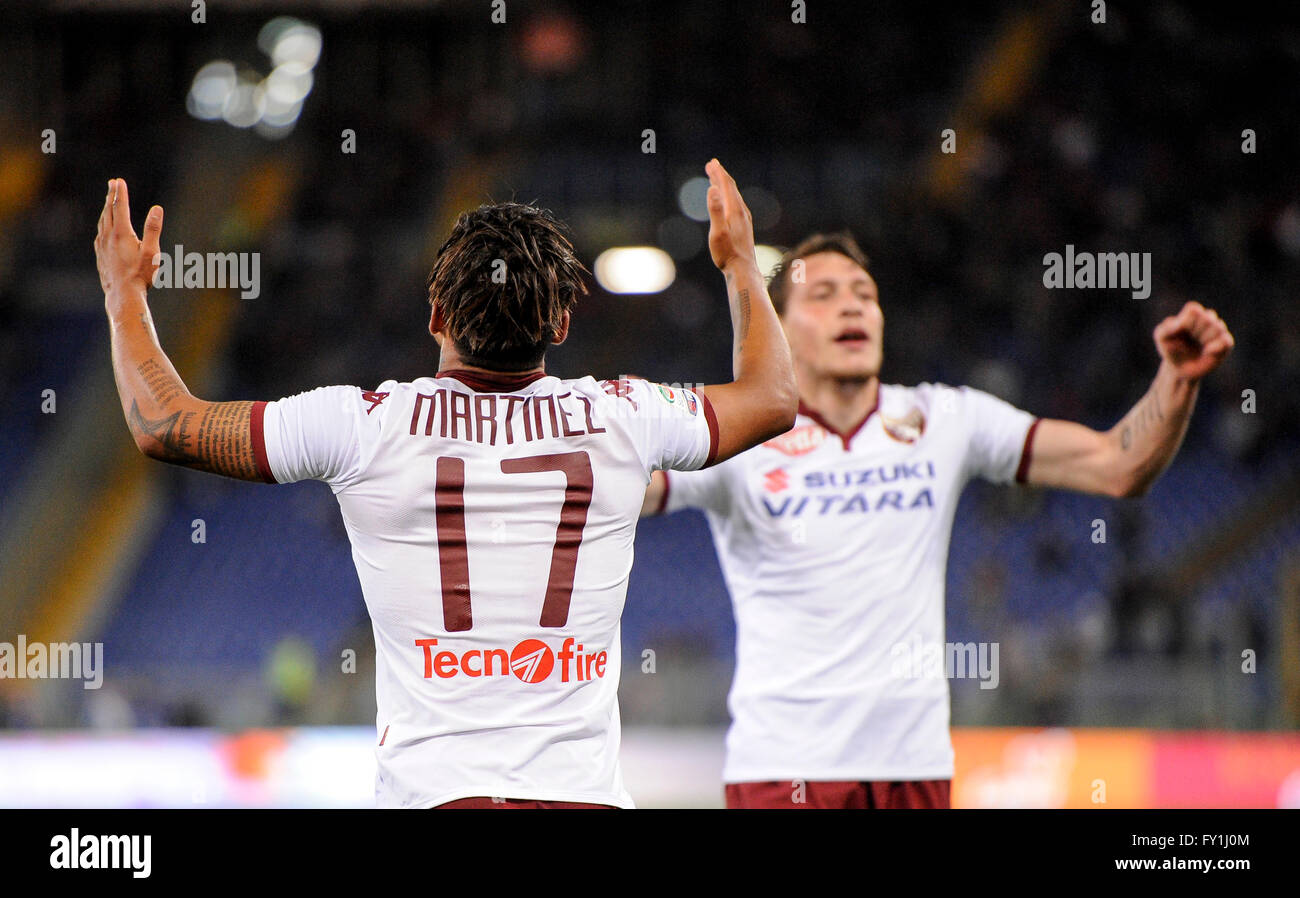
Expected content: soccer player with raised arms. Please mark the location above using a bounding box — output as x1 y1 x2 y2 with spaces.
642 232 1234 809
94 159 796 808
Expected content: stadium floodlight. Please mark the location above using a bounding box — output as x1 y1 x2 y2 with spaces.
220 72 267 129
270 22 323 70
187 19 320 137
258 17 323 70
186 61 237 121
264 62 314 107
593 247 676 294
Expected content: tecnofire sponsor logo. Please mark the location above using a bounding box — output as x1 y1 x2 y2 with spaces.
415 637 607 684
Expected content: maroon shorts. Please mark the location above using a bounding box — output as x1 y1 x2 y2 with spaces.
725 779 951 809
435 797 616 809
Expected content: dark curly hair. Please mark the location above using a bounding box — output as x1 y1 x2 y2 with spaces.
427 202 590 371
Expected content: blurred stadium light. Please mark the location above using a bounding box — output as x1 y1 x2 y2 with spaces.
593 246 675 294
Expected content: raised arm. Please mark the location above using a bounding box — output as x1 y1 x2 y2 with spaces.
695 159 798 464
1023 301 1234 498
95 178 268 482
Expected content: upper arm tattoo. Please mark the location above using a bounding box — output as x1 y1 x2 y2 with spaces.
130 399 262 481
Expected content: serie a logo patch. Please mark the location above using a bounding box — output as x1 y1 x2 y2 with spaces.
653 384 699 415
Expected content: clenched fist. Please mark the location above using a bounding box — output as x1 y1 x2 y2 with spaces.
1153 301 1235 381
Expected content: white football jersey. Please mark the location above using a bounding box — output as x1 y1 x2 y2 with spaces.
252 370 718 808
663 382 1037 783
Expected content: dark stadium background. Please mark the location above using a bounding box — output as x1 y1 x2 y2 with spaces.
0 0 1297 806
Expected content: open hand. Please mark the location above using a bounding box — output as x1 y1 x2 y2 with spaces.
95 178 164 306
705 158 758 273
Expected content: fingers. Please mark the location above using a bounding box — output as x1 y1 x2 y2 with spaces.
96 180 113 245
708 157 757 235
706 158 732 220
1156 302 1234 360
709 158 747 210
112 178 139 239
1195 305 1235 370
1155 305 1192 343
707 157 733 195
706 187 724 236
1188 306 1228 345
1200 310 1234 354
704 158 759 271
1202 336 1233 359
707 160 728 211
142 205 165 260
710 158 737 195
1160 300 1199 341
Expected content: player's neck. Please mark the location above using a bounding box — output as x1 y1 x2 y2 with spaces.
798 374 879 437
436 344 546 378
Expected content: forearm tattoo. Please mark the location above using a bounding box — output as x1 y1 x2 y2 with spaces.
136 359 185 407
130 399 258 479
1120 389 1165 451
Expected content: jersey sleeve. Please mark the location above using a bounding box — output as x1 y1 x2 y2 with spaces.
256 385 367 488
958 385 1039 485
599 376 719 475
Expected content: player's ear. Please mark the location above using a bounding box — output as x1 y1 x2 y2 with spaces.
428 304 444 339
551 310 570 346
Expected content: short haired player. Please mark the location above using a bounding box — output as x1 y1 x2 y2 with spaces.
641 232 1234 809
94 159 796 808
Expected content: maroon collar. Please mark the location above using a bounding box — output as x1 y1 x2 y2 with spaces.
436 368 549 393
798 395 879 451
